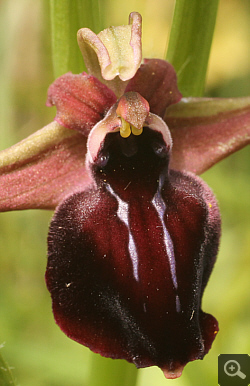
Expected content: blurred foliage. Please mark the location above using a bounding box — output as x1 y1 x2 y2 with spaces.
0 0 249 385
0 348 16 385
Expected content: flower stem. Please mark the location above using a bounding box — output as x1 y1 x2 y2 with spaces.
166 0 219 96
0 350 16 386
88 354 139 386
49 0 103 78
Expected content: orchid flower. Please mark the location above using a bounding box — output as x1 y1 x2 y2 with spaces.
0 12 249 380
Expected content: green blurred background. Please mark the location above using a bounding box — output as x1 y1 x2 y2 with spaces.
0 0 249 385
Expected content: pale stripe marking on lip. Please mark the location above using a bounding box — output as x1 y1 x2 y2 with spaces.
152 175 181 312
106 184 139 281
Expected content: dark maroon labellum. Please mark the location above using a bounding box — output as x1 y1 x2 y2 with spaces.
46 127 220 376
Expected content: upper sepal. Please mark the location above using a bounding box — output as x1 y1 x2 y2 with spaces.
77 12 142 96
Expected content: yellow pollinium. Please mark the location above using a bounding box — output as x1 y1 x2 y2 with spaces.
120 117 143 138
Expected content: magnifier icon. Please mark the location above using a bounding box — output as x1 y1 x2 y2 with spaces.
224 360 246 379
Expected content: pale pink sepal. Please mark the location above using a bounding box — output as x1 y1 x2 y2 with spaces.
77 12 142 96
165 97 250 175
0 122 92 211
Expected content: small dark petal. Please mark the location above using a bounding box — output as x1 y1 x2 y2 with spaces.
47 72 117 135
126 59 182 117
